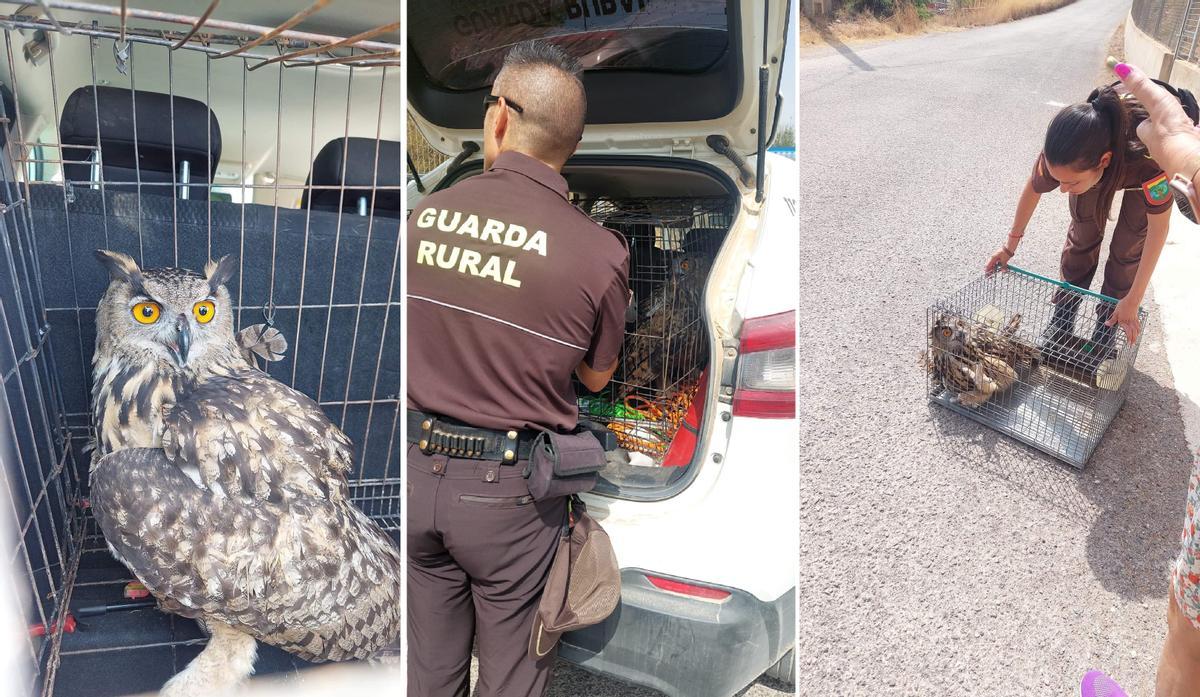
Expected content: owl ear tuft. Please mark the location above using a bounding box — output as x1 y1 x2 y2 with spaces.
94 249 145 293
205 255 237 294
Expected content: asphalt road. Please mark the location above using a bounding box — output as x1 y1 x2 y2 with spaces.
799 1 1194 695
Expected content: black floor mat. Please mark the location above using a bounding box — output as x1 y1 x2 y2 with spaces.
50 523 329 697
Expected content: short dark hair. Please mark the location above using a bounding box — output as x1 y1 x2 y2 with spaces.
492 40 586 165
502 40 583 79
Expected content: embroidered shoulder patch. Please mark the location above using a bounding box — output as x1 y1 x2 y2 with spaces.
1143 173 1172 205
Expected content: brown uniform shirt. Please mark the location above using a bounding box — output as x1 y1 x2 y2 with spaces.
407 151 630 433
1030 149 1173 216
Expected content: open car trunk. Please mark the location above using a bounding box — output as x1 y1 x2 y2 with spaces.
432 156 736 495
407 0 789 172
558 160 738 494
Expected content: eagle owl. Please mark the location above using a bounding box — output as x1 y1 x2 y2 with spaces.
926 313 1034 408
619 250 711 397
87 250 401 696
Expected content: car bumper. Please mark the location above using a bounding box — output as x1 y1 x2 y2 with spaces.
557 569 795 697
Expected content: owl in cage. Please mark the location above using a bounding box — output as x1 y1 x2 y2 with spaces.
86 250 400 697
620 248 712 396
925 313 1034 408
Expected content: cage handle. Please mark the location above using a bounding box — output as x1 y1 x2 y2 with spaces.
1004 264 1121 305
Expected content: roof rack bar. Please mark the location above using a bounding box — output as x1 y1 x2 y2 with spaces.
0 1 399 53
213 0 332 59
246 21 400 71
169 0 219 51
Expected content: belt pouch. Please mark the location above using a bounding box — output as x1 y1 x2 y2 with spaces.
524 429 605 501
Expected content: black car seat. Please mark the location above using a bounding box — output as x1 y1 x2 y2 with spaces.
59 85 221 199
301 137 401 219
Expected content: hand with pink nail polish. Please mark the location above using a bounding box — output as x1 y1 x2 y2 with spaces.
1113 60 1200 180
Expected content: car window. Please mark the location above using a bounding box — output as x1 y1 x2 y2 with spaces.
408 0 730 90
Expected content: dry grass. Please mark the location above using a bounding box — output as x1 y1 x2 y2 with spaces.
945 0 1076 27
801 0 1078 46
891 2 923 33
800 5 920 45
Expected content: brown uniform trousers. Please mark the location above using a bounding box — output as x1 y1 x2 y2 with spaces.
407 444 568 697
1062 186 1149 301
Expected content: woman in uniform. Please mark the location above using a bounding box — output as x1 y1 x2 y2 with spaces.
985 83 1173 350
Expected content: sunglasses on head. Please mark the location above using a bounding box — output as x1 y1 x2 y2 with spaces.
483 93 524 119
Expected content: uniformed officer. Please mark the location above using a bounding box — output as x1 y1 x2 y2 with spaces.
986 83 1173 348
405 41 629 697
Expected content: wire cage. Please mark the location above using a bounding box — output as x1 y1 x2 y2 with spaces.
925 265 1148 468
572 195 732 465
0 2 400 695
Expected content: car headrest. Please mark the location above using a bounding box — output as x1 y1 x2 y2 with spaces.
59 86 221 197
301 137 401 218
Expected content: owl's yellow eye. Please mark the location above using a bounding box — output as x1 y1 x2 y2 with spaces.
941 328 952 338
193 300 216 324
131 302 161 324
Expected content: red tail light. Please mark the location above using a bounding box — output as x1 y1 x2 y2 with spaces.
732 310 796 418
645 574 732 601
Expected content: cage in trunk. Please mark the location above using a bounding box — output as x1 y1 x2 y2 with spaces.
0 4 400 695
926 265 1147 468
573 195 733 465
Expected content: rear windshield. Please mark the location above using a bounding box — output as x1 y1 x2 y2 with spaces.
408 0 730 91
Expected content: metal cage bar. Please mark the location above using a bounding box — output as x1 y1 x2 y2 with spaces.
212 0 333 59
0 4 401 692
169 0 220 51
573 196 733 463
4 1 399 54
246 21 401 72
925 267 1147 467
0 10 399 69
0 27 88 692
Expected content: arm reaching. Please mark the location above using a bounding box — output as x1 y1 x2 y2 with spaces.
576 359 618 393
987 176 1042 274
1105 209 1170 345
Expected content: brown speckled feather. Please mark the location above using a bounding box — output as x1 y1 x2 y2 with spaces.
926 314 1029 408
160 367 353 503
236 324 288 370
90 448 400 661
87 253 400 668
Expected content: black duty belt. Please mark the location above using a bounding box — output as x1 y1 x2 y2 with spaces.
406 409 538 463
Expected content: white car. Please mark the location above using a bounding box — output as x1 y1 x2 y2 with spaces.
407 2 797 695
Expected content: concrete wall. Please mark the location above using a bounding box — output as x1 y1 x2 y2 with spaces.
1125 9 1200 93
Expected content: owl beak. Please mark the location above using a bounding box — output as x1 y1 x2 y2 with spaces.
167 316 191 367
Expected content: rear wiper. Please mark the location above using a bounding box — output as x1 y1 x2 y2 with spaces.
706 135 755 190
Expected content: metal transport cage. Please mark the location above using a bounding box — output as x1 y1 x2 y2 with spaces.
0 2 400 694
574 195 733 466
925 265 1147 468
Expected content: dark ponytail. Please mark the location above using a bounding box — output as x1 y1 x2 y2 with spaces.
1044 86 1144 226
